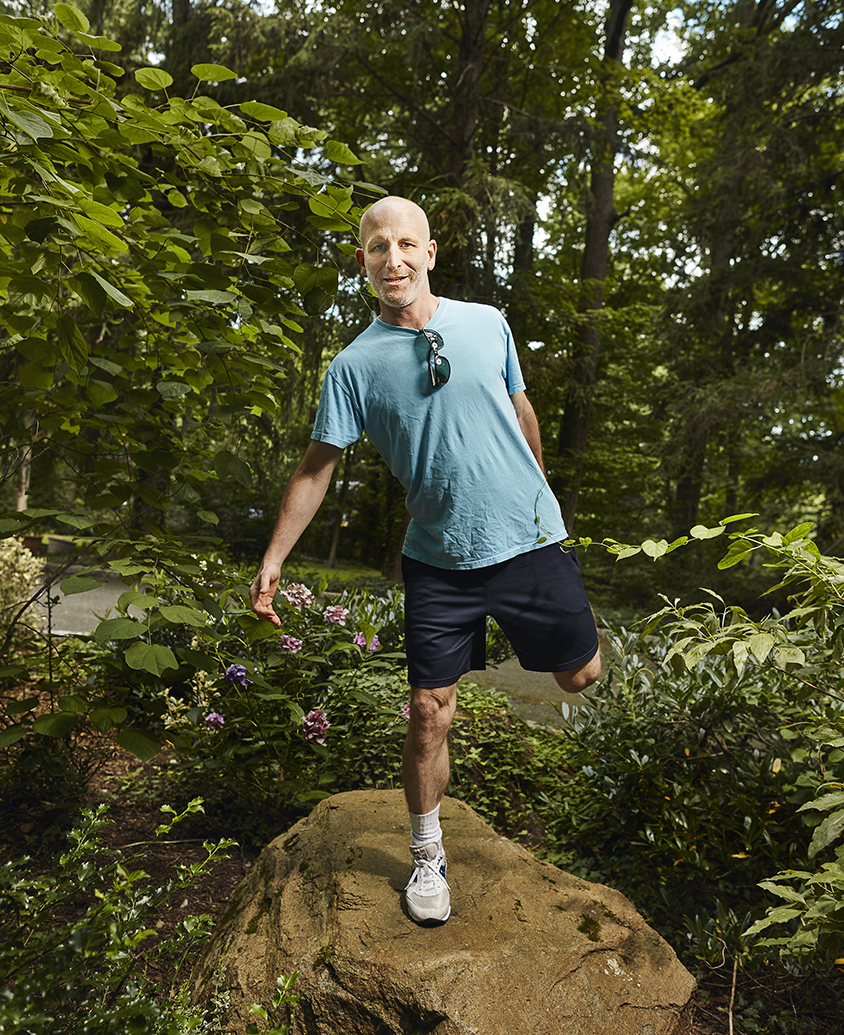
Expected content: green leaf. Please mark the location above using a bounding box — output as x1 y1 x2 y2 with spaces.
214 449 252 487
156 381 191 399
75 215 125 255
56 314 89 373
76 31 122 51
61 572 106 595
116 728 162 761
58 694 88 713
135 67 174 90
325 139 363 165
191 63 237 82
6 696 38 715
773 645 806 667
641 539 668 560
808 809 844 860
718 542 754 570
748 632 775 663
89 270 133 308
158 604 207 627
33 711 77 737
69 272 107 315
0 726 26 748
241 100 289 122
94 617 146 643
720 512 758 525
184 288 236 304
53 2 90 33
690 524 725 540
124 641 178 675
89 706 127 733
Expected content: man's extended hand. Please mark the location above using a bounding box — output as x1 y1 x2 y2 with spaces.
249 566 282 626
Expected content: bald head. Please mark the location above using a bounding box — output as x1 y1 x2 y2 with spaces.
355 195 438 323
359 196 431 249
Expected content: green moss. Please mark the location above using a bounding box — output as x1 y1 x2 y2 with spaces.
578 915 602 942
244 896 270 936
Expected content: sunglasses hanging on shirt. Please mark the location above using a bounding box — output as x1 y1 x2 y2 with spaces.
419 328 451 389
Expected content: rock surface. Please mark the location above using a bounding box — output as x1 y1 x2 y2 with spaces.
193 790 696 1034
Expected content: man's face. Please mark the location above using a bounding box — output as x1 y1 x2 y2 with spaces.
356 203 436 311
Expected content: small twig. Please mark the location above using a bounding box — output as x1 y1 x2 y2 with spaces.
119 838 205 849
728 953 738 1035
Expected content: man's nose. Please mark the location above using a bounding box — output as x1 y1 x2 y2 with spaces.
386 245 404 268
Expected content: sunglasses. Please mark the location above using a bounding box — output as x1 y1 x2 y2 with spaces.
419 328 451 389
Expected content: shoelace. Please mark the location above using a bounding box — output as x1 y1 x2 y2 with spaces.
406 855 450 895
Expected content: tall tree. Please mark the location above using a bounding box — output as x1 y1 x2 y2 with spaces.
555 0 633 533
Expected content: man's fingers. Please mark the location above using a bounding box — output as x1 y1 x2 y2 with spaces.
250 571 281 625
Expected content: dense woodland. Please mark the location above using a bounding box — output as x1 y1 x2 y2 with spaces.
1 5 843 1032
0 0 841 615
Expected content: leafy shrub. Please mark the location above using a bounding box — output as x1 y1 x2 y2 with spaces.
0 537 43 643
746 720 844 968
0 798 234 1034
545 620 816 930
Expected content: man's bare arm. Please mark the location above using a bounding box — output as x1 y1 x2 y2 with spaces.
249 440 344 624
510 390 545 474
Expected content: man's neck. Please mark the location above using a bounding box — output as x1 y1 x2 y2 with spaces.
377 292 440 329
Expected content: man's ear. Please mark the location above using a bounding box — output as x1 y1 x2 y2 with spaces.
356 248 366 274
427 239 437 270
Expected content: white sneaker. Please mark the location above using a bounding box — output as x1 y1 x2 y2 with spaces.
405 842 451 925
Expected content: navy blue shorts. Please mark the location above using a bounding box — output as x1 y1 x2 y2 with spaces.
401 544 599 689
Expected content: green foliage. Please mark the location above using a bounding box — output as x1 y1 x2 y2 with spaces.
0 537 43 645
246 974 300 1035
0 797 235 1034
746 721 844 968
0 6 377 658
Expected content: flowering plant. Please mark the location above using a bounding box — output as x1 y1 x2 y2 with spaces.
302 708 330 744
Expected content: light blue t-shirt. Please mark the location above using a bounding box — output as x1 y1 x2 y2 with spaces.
311 297 568 569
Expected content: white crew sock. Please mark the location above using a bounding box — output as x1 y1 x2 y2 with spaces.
409 805 442 849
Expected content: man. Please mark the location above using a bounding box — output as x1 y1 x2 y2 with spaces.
250 196 601 926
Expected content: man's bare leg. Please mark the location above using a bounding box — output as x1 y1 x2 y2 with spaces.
402 682 456 925
402 682 457 814
553 646 602 694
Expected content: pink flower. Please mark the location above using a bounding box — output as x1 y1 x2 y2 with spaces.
353 632 381 652
323 605 349 626
402 702 411 720
302 708 330 744
205 712 225 729
280 583 314 610
279 634 303 654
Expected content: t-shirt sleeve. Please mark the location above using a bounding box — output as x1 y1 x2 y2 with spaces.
311 368 363 448
503 319 526 395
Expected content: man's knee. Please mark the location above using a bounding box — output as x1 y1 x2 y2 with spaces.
406 685 457 743
553 648 601 694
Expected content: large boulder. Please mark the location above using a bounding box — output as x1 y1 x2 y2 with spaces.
193 790 696 1034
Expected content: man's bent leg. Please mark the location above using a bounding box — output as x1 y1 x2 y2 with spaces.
402 682 456 925
553 645 602 694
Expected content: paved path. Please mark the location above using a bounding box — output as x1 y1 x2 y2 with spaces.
38 567 589 726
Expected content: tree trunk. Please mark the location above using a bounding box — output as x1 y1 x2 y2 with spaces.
556 0 633 534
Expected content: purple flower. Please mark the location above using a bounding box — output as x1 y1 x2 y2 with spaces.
323 605 350 626
280 583 314 610
204 712 225 730
225 663 252 688
279 634 303 654
353 631 380 652
302 708 330 744
402 702 411 720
